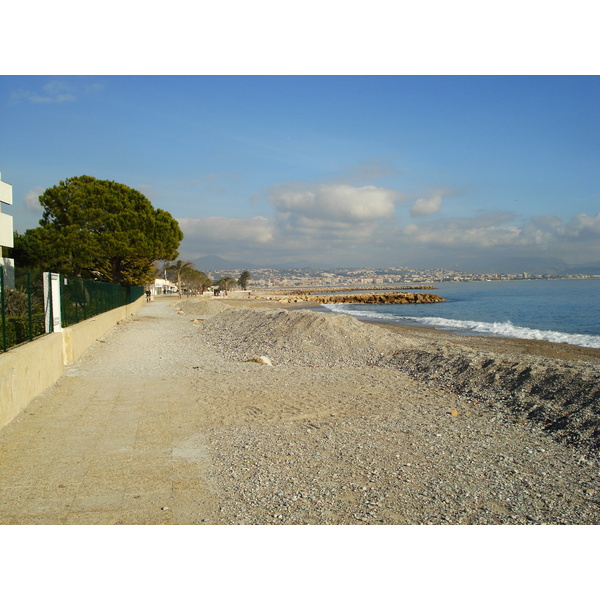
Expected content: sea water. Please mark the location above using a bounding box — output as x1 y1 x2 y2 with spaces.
320 279 600 349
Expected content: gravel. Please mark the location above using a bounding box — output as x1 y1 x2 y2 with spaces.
173 299 600 525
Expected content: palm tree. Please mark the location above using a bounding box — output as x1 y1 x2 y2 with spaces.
197 271 213 293
215 276 237 295
166 260 195 298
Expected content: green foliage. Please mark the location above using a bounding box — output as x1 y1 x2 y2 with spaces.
215 276 237 292
166 259 195 298
2 315 46 349
16 175 183 285
1 266 48 351
1 286 45 350
3 287 43 318
197 271 213 293
9 231 40 267
238 270 251 290
183 268 213 293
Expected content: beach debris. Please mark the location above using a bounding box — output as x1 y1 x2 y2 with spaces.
245 355 273 366
450 409 459 417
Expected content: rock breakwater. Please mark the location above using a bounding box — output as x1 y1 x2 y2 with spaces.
312 292 446 304
271 292 446 304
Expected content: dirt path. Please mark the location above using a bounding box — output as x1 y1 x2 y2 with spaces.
0 298 222 524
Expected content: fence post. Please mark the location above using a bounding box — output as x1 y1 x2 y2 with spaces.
26 269 33 341
43 272 62 332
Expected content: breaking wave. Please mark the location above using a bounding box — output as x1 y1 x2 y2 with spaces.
323 304 600 349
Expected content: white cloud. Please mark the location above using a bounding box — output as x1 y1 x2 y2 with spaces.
23 187 45 212
178 216 274 249
11 81 76 104
176 170 600 268
561 213 600 239
268 183 400 224
410 194 442 217
402 215 523 248
400 212 600 259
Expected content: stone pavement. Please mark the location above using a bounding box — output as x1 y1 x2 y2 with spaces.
0 297 220 525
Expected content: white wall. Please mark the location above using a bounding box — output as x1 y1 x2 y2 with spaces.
0 178 13 250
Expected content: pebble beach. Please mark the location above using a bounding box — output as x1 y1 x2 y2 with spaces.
1 295 599 525
187 296 600 524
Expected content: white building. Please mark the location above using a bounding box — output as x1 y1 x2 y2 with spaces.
0 173 14 285
0 173 13 254
151 277 177 296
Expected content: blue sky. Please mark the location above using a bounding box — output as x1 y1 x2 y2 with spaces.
1 75 599 270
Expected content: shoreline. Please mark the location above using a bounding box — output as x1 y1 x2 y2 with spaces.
370 320 600 363
249 297 600 362
207 297 600 456
243 280 600 355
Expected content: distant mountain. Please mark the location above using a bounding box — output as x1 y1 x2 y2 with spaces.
434 255 600 276
267 259 326 269
187 255 324 270
454 256 570 275
185 254 600 275
189 255 255 271
559 261 600 276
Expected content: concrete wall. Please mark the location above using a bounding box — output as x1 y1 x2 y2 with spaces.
0 295 145 431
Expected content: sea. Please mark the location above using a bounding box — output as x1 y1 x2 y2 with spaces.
316 279 600 349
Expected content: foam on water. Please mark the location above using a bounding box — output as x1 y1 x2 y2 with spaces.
324 303 600 349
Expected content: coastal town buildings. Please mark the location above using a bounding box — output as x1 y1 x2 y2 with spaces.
202 266 599 289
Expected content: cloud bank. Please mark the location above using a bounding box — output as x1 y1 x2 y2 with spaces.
178 216 274 247
267 183 400 223
177 181 600 269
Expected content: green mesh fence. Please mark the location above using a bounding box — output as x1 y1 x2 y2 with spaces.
1 265 144 352
0 265 48 352
59 276 144 328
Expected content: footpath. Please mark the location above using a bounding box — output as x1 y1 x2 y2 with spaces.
0 298 220 525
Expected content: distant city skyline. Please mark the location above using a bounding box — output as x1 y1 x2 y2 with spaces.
2 75 599 273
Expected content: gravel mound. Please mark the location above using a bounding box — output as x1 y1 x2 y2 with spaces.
385 343 600 454
199 306 415 367
199 305 600 455
175 299 233 317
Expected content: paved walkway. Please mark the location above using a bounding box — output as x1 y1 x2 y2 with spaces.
0 298 220 524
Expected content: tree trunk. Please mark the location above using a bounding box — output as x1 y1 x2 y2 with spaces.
111 258 122 285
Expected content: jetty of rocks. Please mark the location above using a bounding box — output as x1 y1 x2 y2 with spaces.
273 291 446 304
